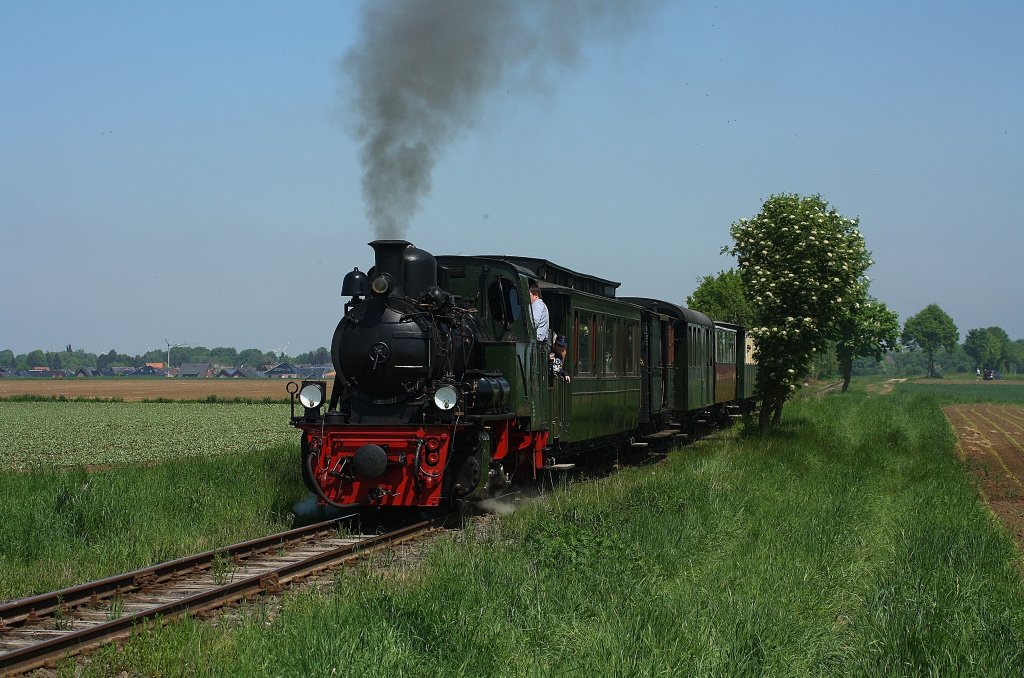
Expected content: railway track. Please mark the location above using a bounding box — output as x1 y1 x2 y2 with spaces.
0 515 448 676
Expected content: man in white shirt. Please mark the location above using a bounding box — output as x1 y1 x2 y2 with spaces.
529 285 549 344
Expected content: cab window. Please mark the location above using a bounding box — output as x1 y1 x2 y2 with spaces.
487 277 522 324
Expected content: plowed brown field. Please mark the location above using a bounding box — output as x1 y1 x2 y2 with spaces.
945 404 1024 549
0 379 292 401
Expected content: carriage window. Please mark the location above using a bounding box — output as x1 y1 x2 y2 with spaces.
601 318 615 374
716 329 736 363
624 322 636 374
666 324 675 366
576 313 592 374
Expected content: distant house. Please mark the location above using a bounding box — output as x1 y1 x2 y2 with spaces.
216 367 262 379
178 363 212 378
126 365 167 377
265 362 302 379
75 367 100 378
301 364 334 379
21 369 61 378
146 362 165 370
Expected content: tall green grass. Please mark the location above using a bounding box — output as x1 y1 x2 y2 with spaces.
79 389 1024 676
0 443 305 600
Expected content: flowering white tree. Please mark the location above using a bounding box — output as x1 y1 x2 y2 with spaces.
725 194 871 432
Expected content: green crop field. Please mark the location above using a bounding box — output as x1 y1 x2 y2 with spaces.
898 380 1024 405
0 400 306 599
0 401 295 470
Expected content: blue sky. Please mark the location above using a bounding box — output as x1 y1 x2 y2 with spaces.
2 0 1021 355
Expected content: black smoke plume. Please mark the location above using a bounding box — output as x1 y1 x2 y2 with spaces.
341 0 657 238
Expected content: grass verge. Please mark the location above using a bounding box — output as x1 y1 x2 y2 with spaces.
0 443 305 600
76 388 1024 676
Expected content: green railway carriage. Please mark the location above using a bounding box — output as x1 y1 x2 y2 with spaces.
678 306 716 414
474 256 644 455
620 299 719 426
715 322 757 404
713 324 738 404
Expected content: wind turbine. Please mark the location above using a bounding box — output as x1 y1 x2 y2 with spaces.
165 339 189 374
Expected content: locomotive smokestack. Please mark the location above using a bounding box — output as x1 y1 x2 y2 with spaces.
340 0 659 239
369 239 411 295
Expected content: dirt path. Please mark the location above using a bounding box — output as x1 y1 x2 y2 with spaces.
865 378 906 395
945 404 1024 550
0 379 293 401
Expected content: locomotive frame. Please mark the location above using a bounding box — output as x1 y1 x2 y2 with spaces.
290 240 756 511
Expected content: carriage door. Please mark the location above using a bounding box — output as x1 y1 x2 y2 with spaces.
549 296 572 441
650 317 665 414
703 326 714 406
637 316 652 423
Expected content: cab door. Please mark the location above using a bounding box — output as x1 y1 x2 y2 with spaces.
549 367 570 440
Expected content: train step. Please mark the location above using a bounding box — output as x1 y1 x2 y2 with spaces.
543 463 576 471
645 429 680 440
630 441 649 448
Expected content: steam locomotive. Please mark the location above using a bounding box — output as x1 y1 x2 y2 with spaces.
288 240 756 510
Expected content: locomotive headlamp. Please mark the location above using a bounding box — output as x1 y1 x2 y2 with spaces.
370 273 392 296
299 382 326 409
433 385 458 411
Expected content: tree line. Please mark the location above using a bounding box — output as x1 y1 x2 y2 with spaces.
0 346 332 373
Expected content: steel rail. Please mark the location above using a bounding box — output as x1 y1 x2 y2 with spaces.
0 517 440 676
0 513 356 630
